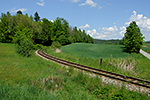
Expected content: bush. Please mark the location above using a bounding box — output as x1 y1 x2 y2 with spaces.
51 41 62 49
33 44 43 50
13 28 34 57
16 39 33 57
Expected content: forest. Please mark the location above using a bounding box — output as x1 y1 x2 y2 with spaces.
0 11 94 56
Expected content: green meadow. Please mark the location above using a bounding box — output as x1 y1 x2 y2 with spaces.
61 43 132 58
0 43 150 99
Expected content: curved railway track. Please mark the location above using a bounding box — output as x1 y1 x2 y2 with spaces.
37 49 150 90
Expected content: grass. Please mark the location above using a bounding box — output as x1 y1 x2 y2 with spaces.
0 43 150 99
45 43 150 81
0 43 96 99
61 43 132 58
142 43 150 54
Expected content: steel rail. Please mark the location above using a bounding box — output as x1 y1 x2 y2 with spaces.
37 49 150 89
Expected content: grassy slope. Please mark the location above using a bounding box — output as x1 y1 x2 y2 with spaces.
0 43 97 99
142 43 150 54
0 43 149 99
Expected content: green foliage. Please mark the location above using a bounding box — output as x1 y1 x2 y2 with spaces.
39 18 53 45
34 12 40 22
94 39 121 45
15 39 33 57
0 12 94 46
124 21 145 53
52 17 70 45
13 28 34 57
51 41 62 49
33 44 44 50
69 26 94 43
0 16 12 43
17 10 23 15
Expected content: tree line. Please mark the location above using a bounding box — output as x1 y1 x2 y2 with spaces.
0 11 94 56
94 39 121 45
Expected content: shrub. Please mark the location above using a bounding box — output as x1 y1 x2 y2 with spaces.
51 41 62 49
16 39 33 57
13 28 34 57
33 44 43 50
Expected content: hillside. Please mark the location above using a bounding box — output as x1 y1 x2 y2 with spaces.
0 43 150 99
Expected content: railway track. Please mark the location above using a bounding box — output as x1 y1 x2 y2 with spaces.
37 49 150 90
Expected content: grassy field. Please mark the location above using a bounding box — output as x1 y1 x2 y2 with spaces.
0 43 150 99
61 43 132 58
142 43 150 54
45 43 150 81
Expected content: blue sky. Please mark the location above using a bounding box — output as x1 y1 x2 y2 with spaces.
0 0 150 41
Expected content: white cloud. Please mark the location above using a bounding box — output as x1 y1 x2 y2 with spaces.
107 3 111 5
98 6 102 9
102 26 118 34
87 29 117 39
11 7 28 13
79 0 97 7
79 24 90 28
119 26 126 37
95 34 107 38
51 20 54 23
71 0 80 3
37 0 45 6
87 29 97 37
123 10 150 40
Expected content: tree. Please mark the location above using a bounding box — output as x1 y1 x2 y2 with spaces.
31 21 42 44
13 28 34 57
30 15 34 22
52 17 66 44
123 21 145 53
0 16 10 42
34 12 40 22
39 18 53 45
17 10 22 15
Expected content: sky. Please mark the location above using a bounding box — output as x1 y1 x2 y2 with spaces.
0 0 150 41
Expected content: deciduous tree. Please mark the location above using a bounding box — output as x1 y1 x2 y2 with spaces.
124 21 145 53
17 10 22 15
